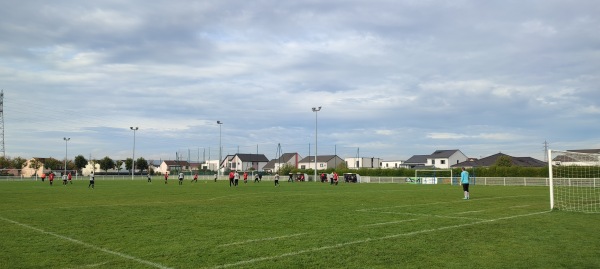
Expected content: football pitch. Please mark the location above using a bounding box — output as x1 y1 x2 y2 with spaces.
1 179 599 269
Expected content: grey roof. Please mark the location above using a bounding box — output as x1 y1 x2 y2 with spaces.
567 149 600 154
405 155 429 164
299 155 341 163
452 153 546 167
235 154 269 162
429 149 460 158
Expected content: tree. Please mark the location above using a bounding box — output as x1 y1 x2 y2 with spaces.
74 155 87 174
115 160 124 175
12 157 28 172
0 156 11 169
136 157 148 175
99 156 115 174
495 155 513 167
125 158 133 173
29 158 43 177
43 157 62 171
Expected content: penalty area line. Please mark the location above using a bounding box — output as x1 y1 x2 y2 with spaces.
209 210 550 269
0 216 173 269
218 233 308 247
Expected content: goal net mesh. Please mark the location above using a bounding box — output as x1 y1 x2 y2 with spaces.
550 150 600 213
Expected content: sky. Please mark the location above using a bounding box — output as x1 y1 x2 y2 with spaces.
1 0 599 163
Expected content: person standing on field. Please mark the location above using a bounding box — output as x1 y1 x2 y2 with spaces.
178 172 184 185
164 172 169 184
243 172 248 184
234 172 239 186
254 172 259 183
192 173 198 183
229 171 235 187
62 172 68 186
41 172 46 182
147 173 152 183
67 172 72 184
88 172 95 189
461 167 470 200
274 173 280 187
214 173 217 182
49 171 55 186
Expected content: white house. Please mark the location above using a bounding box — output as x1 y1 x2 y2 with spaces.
345 157 382 169
263 153 302 173
223 154 270 172
298 155 345 170
380 160 408 169
426 150 468 169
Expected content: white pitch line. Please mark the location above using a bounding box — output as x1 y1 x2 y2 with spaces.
209 210 550 269
373 211 486 221
453 210 486 215
218 233 307 247
360 219 418 227
356 195 541 212
0 216 173 269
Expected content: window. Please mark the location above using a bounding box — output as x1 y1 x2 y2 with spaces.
301 165 306 169
441 160 446 165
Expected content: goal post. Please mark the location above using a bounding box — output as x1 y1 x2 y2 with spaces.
548 149 600 213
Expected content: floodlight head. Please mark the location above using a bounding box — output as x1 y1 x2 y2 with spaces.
312 106 322 112
130 127 138 130
63 137 70 141
217 121 223 124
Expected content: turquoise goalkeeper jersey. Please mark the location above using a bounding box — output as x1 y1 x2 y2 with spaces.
461 171 469 184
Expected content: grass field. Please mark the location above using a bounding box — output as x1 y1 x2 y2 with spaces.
1 179 599 269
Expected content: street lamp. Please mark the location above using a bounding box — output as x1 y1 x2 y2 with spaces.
63 137 70 175
217 121 223 178
130 127 138 180
312 106 321 181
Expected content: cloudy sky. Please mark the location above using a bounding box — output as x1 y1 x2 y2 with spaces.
1 0 599 163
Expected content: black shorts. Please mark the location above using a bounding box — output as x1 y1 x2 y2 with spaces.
462 184 469 192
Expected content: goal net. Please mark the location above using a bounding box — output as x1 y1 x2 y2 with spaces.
549 150 600 213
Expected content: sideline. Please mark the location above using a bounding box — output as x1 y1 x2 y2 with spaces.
209 211 550 269
0 216 173 269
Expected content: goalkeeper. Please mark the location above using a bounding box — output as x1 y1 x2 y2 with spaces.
460 167 470 200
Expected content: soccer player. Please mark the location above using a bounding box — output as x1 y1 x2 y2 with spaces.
254 173 259 183
164 172 169 184
333 171 339 186
67 172 72 184
48 171 55 186
40 172 46 182
178 172 184 185
147 174 152 183
62 172 67 185
258 172 262 182
192 173 198 183
461 167 470 200
214 173 217 182
234 172 239 186
243 172 248 184
274 173 280 187
88 172 95 189
228 171 235 187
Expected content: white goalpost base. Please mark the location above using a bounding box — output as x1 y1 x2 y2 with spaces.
548 150 600 213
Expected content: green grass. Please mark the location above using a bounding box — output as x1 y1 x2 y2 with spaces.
0 179 599 269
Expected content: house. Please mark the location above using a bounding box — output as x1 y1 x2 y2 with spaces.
158 160 191 174
403 155 429 168
345 157 381 169
263 153 302 173
298 155 345 170
427 150 468 169
453 153 546 168
223 154 270 172
380 160 408 169
551 149 600 166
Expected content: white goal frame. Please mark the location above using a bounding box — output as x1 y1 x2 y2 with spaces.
548 149 600 213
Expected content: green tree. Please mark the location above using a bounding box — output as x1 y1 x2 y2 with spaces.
0 156 11 168
44 157 62 171
495 155 513 167
115 160 124 175
29 158 43 177
125 158 133 173
74 155 87 174
12 157 28 172
99 156 115 173
136 157 148 175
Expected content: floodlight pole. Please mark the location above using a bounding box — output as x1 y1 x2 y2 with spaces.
312 106 321 182
63 137 70 175
217 121 223 178
130 127 138 180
